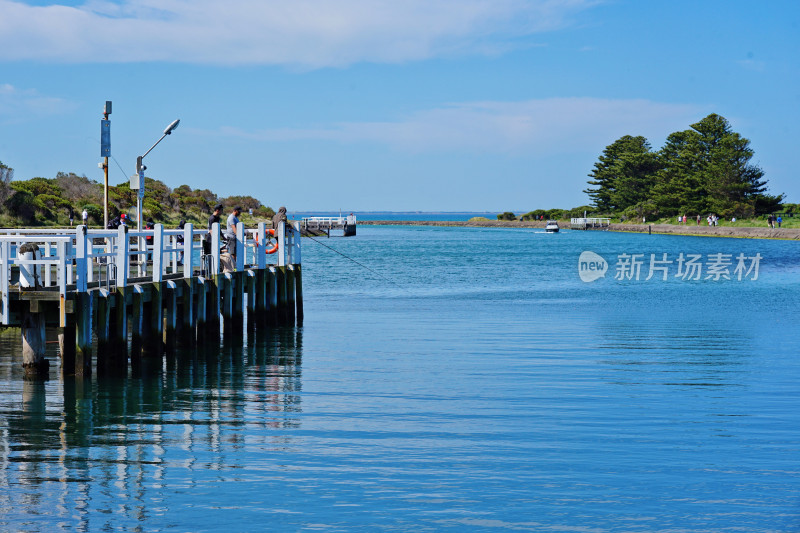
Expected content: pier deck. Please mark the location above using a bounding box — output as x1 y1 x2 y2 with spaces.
301 215 356 237
0 221 303 377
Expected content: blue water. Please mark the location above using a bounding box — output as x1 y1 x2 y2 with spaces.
1 226 799 532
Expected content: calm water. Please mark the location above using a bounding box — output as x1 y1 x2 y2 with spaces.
1 226 799 532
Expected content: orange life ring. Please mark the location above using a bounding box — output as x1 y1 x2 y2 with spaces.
256 228 279 254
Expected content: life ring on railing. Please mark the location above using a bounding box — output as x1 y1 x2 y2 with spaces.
255 228 279 254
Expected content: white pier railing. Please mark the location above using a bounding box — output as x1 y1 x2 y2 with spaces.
0 221 301 326
570 217 611 230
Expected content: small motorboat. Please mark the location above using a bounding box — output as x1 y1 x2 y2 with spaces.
545 220 560 233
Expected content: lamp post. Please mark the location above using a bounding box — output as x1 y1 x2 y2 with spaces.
100 101 112 229
134 119 180 231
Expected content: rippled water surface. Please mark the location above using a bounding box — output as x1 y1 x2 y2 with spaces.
1 226 799 531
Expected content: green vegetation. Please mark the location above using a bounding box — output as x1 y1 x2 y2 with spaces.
583 114 782 220
499 113 789 225
0 161 275 228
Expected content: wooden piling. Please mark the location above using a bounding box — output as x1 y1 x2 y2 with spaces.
293 264 304 324
59 306 76 376
268 266 279 325
21 306 48 377
179 278 194 346
277 266 287 324
114 287 129 372
164 280 178 350
130 285 145 371
95 289 111 375
285 265 296 325
75 291 92 376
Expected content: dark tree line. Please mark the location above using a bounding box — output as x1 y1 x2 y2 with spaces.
0 161 275 227
583 114 783 218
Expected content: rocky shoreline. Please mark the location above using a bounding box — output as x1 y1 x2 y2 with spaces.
358 220 800 240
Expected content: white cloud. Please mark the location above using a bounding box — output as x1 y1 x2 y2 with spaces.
0 0 601 66
209 98 709 155
0 83 74 122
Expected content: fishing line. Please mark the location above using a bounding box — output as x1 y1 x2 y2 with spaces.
305 234 406 290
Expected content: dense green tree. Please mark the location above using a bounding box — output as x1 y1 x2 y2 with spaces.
0 160 14 206
584 136 657 212
653 114 782 216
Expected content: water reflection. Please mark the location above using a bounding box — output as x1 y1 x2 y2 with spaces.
0 327 303 531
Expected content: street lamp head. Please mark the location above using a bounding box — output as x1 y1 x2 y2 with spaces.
164 119 180 135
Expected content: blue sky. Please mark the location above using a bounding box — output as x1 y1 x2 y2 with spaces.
0 0 797 212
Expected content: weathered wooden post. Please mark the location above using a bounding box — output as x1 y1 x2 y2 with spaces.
195 277 207 344
276 221 287 323
18 243 48 377
232 222 245 331
130 284 145 372
221 272 234 337
21 305 48 377
114 224 129 372
57 239 76 375
267 266 278 325
254 223 268 326
94 289 111 375
164 280 178 350
207 222 221 342
144 224 164 357
179 223 195 346
246 270 257 331
75 225 93 376
285 265 296 325
292 221 303 324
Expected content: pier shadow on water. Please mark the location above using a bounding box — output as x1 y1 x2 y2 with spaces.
0 326 302 532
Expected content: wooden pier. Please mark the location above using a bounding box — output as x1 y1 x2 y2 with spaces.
570 217 611 230
0 221 303 378
301 215 356 237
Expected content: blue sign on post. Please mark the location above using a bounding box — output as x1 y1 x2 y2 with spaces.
100 119 111 157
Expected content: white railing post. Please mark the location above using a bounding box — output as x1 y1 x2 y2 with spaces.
184 223 194 278
170 234 178 273
236 222 244 271
116 225 129 288
0 240 9 325
256 223 266 270
211 222 220 275
277 220 286 267
43 242 52 287
292 221 302 265
153 224 163 283
57 240 68 327
75 225 88 293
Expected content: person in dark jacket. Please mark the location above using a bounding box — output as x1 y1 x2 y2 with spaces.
272 206 287 229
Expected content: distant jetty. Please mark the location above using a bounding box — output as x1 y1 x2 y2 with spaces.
358 220 800 240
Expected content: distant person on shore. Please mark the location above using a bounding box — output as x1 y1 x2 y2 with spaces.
272 206 287 229
696 214 701 225
68 208 74 226
82 208 88 225
682 214 687 224
777 215 782 228
768 214 774 228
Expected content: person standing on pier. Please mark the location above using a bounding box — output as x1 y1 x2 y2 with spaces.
203 204 224 255
225 206 242 262
272 206 287 229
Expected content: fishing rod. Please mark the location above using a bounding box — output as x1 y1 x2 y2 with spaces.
304 234 406 290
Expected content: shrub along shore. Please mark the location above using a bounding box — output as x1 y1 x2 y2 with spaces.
358 219 800 240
